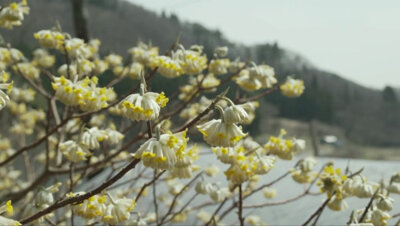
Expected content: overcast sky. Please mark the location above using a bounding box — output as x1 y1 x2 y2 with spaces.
128 0 400 89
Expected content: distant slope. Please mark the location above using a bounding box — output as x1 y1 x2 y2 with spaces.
2 0 399 146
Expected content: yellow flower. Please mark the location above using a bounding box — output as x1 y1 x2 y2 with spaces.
119 90 168 121
129 41 159 66
101 195 136 225
264 129 305 160
152 56 184 78
60 140 91 162
174 45 207 75
197 119 246 147
0 0 29 29
280 76 305 97
70 193 106 219
134 129 188 170
208 58 230 75
33 30 65 49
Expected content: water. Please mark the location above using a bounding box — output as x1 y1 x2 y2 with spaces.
84 151 400 225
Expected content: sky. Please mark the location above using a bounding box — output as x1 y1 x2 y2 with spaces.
128 0 400 89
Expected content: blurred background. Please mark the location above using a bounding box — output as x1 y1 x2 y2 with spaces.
2 0 400 160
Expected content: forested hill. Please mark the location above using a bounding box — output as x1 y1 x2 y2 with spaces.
2 0 400 146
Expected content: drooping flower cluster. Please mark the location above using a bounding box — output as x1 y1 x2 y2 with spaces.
0 72 13 110
290 157 318 183
60 126 124 162
264 129 305 160
134 128 188 170
52 76 114 111
317 165 349 211
0 200 20 226
280 76 305 97
235 63 277 91
170 145 200 178
68 192 136 224
118 84 168 121
197 98 247 147
0 0 29 29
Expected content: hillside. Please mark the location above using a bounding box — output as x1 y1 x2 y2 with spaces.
2 0 400 147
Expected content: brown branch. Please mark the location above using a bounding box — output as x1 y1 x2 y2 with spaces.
359 188 380 223
135 170 166 202
301 196 332 226
20 158 141 224
238 184 244 226
159 172 203 225
0 116 71 167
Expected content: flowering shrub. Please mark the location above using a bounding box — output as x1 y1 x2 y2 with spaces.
0 1 398 225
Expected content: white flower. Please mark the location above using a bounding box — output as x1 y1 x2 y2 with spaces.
214 46 228 57
327 195 348 211
173 46 207 75
263 188 277 199
196 209 212 223
209 187 229 202
345 176 376 198
235 69 263 91
197 119 246 147
33 30 65 49
171 145 199 178
81 127 107 149
223 104 250 124
129 42 159 66
246 215 261 226
69 193 107 219
60 140 91 162
249 64 277 89
377 194 394 212
63 38 91 59
105 54 123 67
35 183 62 209
0 0 29 29
0 80 12 110
208 59 230 75
299 157 317 172
151 56 183 78
119 90 168 121
280 77 305 97
371 209 391 226
134 130 188 170
0 216 20 226
195 180 213 195
264 129 305 160
104 128 124 145
253 155 276 175
57 64 77 77
388 182 400 194
204 164 220 177
102 196 136 225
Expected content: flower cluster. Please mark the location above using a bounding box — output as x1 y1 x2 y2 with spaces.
0 0 29 29
0 200 20 226
118 85 168 121
134 128 188 170
317 165 349 211
235 63 277 91
280 76 305 97
60 126 123 162
290 157 318 183
68 192 136 225
197 98 248 147
264 129 305 160
52 76 114 111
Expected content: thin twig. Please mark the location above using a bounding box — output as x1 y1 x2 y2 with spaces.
20 159 141 224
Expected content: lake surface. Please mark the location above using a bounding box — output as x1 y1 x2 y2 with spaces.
84 150 400 225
